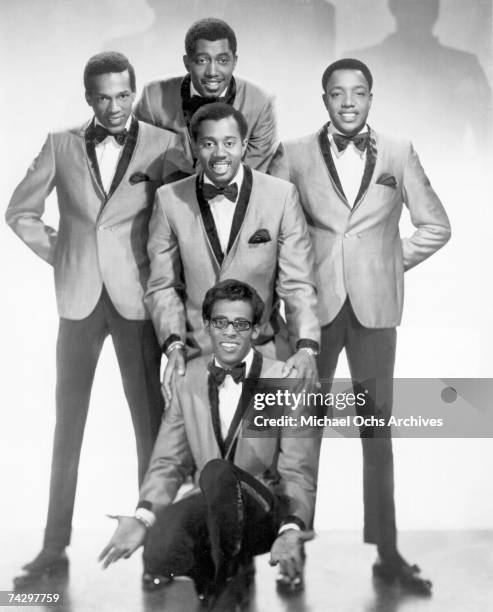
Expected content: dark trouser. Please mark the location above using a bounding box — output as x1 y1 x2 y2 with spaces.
317 299 397 551
43 288 163 550
143 459 279 594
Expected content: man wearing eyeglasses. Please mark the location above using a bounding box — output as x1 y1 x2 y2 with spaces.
145 102 320 402
100 280 321 606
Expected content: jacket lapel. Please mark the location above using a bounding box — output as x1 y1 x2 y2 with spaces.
224 349 263 462
352 127 378 212
195 176 224 267
107 117 139 199
84 122 105 197
317 122 350 208
225 164 253 255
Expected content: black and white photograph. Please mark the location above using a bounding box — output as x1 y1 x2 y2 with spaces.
1 1 492 610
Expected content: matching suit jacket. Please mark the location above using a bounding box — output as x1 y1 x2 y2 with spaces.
144 166 320 354
269 125 451 328
134 75 278 173
139 353 321 528
6 119 187 320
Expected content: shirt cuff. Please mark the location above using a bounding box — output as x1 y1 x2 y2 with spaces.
278 522 301 535
134 507 156 529
279 515 306 533
296 339 320 354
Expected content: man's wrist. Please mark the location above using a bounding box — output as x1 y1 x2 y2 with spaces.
162 333 185 355
296 339 319 355
134 507 156 530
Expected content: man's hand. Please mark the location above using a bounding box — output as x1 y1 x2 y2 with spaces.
162 349 186 404
98 516 147 569
269 530 314 590
281 350 319 388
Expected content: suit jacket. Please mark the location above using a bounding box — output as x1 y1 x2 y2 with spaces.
139 352 321 528
6 119 188 320
145 166 320 354
269 125 451 328
134 75 278 173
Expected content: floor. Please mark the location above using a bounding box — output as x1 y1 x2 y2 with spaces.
1 529 492 611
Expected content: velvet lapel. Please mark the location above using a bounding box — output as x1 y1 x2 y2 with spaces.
208 375 225 457
225 165 252 254
352 127 377 212
84 122 105 196
318 122 349 207
224 349 263 462
196 175 224 267
107 117 139 199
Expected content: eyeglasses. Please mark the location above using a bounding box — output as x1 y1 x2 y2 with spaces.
210 317 253 332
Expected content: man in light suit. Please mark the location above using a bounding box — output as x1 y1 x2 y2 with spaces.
269 58 451 594
134 17 278 174
145 102 320 402
100 280 321 606
6 52 188 586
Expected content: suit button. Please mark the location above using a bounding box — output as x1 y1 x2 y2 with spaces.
344 232 350 238
98 225 105 231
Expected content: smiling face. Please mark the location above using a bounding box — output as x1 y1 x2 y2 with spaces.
322 68 372 135
184 38 237 98
205 299 259 368
85 70 135 133
195 116 247 186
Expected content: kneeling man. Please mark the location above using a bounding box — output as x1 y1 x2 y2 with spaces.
100 279 321 603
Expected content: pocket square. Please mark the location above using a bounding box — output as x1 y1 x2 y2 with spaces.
376 173 397 188
129 171 151 185
248 229 271 244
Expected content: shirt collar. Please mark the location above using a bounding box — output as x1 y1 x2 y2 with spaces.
214 347 254 379
328 122 368 158
203 163 244 191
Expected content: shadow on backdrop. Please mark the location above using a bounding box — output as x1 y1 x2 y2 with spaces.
346 0 492 159
105 0 335 136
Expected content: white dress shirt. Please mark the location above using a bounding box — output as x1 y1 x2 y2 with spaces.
94 116 132 194
328 124 368 207
215 347 254 440
204 164 244 254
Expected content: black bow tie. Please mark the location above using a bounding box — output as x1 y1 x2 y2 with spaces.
93 124 127 146
333 132 369 153
187 94 226 116
209 361 246 386
202 182 238 203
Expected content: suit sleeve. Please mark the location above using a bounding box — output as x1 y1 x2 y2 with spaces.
276 409 322 529
401 144 451 270
145 190 187 347
5 134 58 264
267 142 291 181
138 378 195 512
134 84 157 127
161 132 194 184
276 184 321 346
244 95 279 174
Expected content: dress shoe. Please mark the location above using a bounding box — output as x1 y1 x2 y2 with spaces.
14 549 68 589
142 573 172 592
372 558 432 595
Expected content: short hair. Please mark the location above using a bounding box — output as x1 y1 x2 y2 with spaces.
185 18 237 57
202 279 264 326
321 58 373 92
84 51 136 93
190 102 248 142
